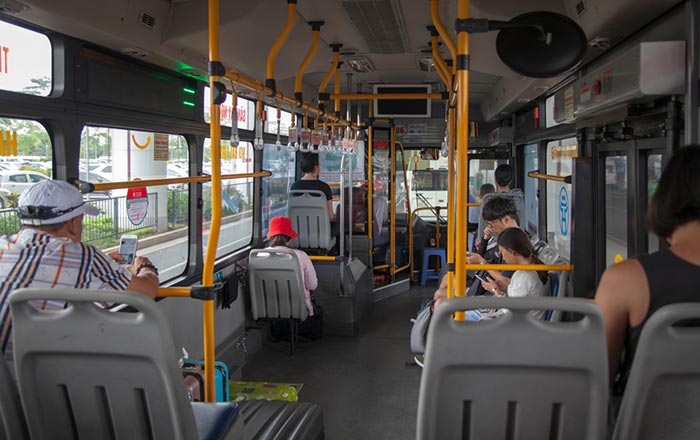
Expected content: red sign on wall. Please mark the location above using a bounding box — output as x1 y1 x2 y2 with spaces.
126 186 148 225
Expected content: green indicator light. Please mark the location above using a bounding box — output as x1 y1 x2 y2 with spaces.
183 101 196 107
183 87 196 95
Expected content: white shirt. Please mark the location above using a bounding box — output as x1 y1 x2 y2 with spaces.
508 269 549 319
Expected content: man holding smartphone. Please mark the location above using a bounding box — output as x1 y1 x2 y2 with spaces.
0 180 160 365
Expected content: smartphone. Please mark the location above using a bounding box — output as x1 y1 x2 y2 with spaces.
475 273 489 283
118 235 138 265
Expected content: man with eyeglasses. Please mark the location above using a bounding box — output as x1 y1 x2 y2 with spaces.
0 180 159 366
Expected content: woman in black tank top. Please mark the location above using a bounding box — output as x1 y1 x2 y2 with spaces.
595 145 700 392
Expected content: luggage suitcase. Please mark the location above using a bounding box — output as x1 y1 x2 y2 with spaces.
182 360 230 402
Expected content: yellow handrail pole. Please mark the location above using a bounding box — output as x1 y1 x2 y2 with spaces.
453 0 470 321
204 0 223 402
367 101 374 246
527 171 572 183
389 129 396 278
91 171 272 192
334 62 342 116
330 93 444 101
157 287 193 298
294 21 323 105
431 0 457 76
446 104 456 298
319 45 342 111
466 264 574 272
226 70 353 126
265 0 297 95
428 26 451 88
309 256 343 261
395 141 412 274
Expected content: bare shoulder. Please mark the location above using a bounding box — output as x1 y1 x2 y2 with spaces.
599 258 646 287
595 258 649 315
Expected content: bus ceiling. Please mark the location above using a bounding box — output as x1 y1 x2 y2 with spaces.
6 0 685 120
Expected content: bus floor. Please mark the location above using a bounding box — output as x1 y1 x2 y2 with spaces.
241 284 435 440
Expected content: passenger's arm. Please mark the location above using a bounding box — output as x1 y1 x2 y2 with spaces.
301 253 318 291
125 256 160 299
327 200 336 222
593 259 648 384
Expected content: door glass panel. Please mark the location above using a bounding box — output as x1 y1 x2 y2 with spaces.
647 153 663 252
605 155 628 266
523 143 539 236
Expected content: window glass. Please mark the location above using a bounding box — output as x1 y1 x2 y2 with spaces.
0 19 52 96
79 127 189 280
203 87 255 130
262 144 296 237
203 139 254 257
264 105 292 136
604 155 628 266
469 158 509 198
0 118 52 217
523 143 539 236
545 95 560 128
545 137 576 259
647 153 663 252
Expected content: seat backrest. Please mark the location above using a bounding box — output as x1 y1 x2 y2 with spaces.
613 303 700 440
417 296 608 440
475 191 526 244
248 248 308 321
287 190 333 250
9 288 198 440
0 360 28 440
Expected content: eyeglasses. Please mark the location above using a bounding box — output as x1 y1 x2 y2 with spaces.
18 203 84 220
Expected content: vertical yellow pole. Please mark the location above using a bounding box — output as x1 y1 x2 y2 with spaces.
205 0 222 401
390 127 396 277
446 106 455 298
334 65 341 115
431 0 457 76
454 0 469 320
367 100 374 246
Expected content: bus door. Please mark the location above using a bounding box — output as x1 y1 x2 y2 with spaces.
596 138 665 276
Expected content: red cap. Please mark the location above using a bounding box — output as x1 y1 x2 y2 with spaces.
267 216 298 239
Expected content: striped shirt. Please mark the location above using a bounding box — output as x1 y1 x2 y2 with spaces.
0 229 132 364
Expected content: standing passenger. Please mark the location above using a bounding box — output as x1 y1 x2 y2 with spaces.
266 216 318 316
595 145 700 391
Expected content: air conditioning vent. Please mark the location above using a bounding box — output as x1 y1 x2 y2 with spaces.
121 47 151 58
139 11 157 29
341 0 408 54
575 1 586 16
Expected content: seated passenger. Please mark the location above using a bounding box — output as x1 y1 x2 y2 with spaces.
595 145 700 392
266 216 318 316
291 153 335 222
0 180 159 366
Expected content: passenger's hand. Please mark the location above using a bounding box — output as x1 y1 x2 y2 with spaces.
130 256 154 275
495 277 511 293
107 250 126 264
467 252 484 265
481 278 500 296
483 226 494 240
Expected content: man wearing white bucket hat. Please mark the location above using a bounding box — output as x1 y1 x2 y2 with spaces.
0 180 160 365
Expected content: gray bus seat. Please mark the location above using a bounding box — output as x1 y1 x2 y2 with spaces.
248 249 309 355
0 360 28 440
417 296 608 440
475 191 526 246
613 303 700 440
287 190 336 252
237 400 324 440
9 288 243 440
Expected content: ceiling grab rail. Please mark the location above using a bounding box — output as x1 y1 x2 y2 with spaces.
428 25 451 88
318 44 343 113
265 0 297 96
431 0 457 78
294 21 324 105
334 61 343 118
90 172 272 192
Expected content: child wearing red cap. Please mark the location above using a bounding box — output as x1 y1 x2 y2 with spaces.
266 216 318 316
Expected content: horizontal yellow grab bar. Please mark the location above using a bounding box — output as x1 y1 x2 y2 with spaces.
331 93 444 100
157 287 193 298
466 264 573 271
92 171 271 191
527 171 572 184
309 256 342 261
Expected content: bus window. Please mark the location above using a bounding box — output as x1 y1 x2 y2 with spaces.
203 87 255 130
523 143 539 236
545 138 577 259
264 105 292 136
262 143 296 237
79 127 188 280
203 139 254 257
647 153 663 252
0 19 52 96
604 155 628 266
